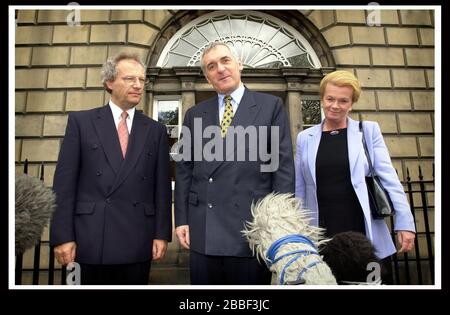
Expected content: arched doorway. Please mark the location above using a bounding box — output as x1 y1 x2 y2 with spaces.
156 11 321 69
148 10 334 68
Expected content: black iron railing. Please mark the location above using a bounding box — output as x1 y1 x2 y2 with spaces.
388 165 435 285
15 161 435 285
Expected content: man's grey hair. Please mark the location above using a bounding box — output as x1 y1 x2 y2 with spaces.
101 52 146 94
200 41 241 74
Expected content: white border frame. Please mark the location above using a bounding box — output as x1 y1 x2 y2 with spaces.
9 5 441 290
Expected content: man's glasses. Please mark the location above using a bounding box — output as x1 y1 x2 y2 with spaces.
121 76 149 86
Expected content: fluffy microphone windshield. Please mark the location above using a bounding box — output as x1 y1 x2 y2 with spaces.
15 174 56 255
243 193 337 285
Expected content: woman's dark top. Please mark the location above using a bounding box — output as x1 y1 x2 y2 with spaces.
316 128 366 237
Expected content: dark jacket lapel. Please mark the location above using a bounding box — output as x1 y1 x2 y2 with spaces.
207 88 260 176
92 105 123 175
201 96 223 176
229 88 259 130
202 95 220 127
108 110 150 195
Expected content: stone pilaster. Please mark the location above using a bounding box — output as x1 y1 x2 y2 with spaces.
174 67 201 122
281 68 308 152
145 67 161 117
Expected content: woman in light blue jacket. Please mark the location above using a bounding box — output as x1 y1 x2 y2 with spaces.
295 71 416 283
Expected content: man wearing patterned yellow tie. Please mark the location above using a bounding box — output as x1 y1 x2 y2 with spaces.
50 53 172 284
175 42 295 284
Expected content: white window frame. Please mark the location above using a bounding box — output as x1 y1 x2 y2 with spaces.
152 95 182 139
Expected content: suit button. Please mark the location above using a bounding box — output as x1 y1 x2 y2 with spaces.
91 144 98 150
209 178 213 183
133 202 139 207
142 176 148 180
208 203 213 209
96 170 102 176
106 198 111 204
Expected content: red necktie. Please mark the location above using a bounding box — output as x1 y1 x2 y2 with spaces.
118 111 129 159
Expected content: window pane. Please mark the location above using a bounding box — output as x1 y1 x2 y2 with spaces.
288 54 311 68
301 99 321 126
172 39 198 57
157 100 179 126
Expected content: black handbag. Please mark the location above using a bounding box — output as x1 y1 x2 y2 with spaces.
359 121 395 219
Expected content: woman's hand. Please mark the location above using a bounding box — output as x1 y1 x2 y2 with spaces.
397 230 416 253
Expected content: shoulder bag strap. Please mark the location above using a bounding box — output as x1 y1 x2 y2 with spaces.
359 120 375 176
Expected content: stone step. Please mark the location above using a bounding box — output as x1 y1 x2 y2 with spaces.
149 265 190 285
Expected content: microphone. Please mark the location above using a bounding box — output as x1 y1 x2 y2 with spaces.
243 193 382 285
320 231 381 284
243 193 337 285
15 174 56 255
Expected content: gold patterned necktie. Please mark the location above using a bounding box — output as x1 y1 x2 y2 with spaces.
221 95 234 137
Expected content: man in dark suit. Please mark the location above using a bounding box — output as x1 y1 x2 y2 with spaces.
175 42 295 284
50 53 172 285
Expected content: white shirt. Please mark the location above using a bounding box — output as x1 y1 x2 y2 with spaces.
217 84 245 123
109 101 135 134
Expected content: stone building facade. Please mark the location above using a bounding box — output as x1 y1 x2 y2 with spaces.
14 8 435 284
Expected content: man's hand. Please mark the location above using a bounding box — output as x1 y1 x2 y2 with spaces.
175 225 190 249
152 239 168 261
397 230 416 253
54 241 76 265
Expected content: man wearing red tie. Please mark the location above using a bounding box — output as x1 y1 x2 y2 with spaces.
50 53 172 285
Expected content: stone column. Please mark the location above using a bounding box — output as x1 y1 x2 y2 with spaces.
174 67 201 122
286 88 302 149
144 67 161 117
181 88 195 122
282 69 307 153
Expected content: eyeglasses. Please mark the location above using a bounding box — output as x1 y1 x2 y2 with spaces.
121 76 149 86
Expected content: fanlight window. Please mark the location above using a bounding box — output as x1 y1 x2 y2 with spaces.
157 11 321 69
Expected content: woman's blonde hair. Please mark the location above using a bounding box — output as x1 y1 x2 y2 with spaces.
319 71 361 103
